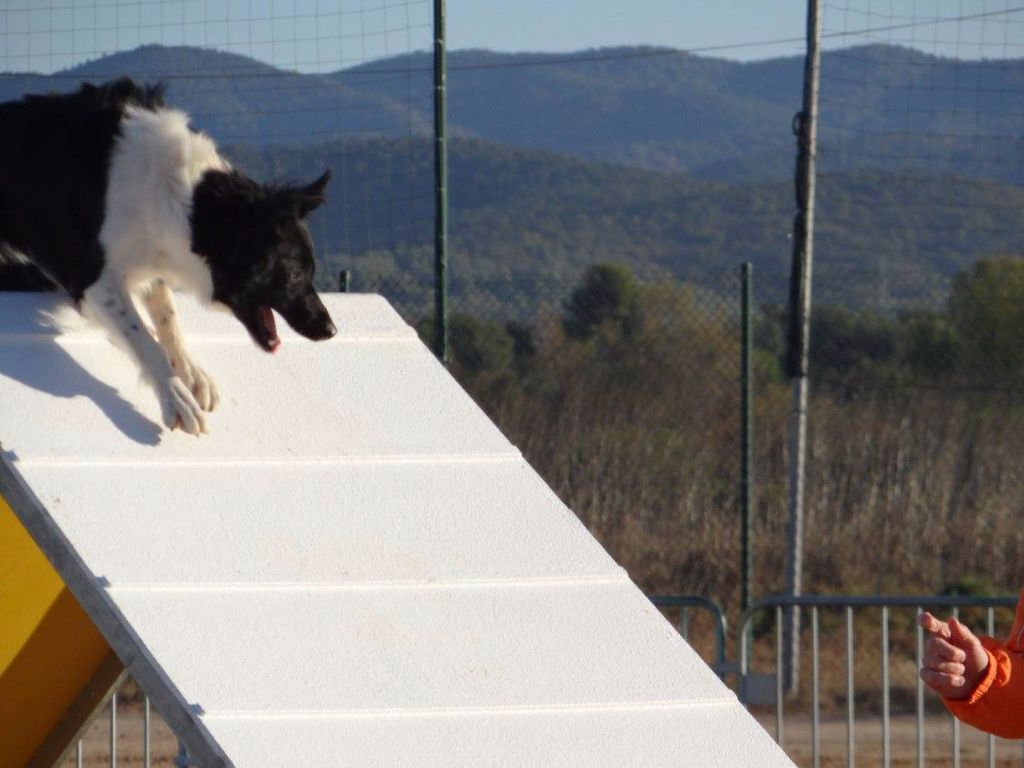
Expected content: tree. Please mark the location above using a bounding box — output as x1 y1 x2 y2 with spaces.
447 313 514 376
808 305 899 384
897 309 955 380
563 263 640 340
949 257 1024 383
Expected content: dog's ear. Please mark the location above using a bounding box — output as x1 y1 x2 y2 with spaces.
292 169 331 218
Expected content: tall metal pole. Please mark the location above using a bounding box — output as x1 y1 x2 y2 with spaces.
784 0 822 694
740 262 754 613
432 0 449 363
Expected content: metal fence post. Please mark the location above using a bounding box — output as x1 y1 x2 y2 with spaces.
109 691 117 768
811 605 820 768
432 0 449 363
740 262 754 612
952 606 961 767
986 607 996 768
144 695 151 768
846 606 855 768
881 605 891 768
784 0 823 695
917 606 925 768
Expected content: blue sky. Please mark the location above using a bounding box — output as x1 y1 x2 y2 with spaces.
450 1 808 60
1 0 1023 74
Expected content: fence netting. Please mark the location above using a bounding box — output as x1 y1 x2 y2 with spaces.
3 2 1024 764
801 0 1024 606
0 0 436 283
814 0 1024 387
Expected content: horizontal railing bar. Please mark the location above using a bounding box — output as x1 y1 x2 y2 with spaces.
742 594 1015 610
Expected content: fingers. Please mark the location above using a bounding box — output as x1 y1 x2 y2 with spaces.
923 652 965 676
919 666 966 692
918 611 952 638
926 635 967 663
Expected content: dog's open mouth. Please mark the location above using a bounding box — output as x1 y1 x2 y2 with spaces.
257 306 280 353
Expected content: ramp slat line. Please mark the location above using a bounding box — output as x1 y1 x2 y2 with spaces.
199 699 744 720
12 453 522 468
103 575 630 591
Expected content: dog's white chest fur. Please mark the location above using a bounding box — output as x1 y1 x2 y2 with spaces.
100 107 229 300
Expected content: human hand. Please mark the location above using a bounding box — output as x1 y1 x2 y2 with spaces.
918 612 990 700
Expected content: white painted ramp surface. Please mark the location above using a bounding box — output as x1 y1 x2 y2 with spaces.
0 293 793 767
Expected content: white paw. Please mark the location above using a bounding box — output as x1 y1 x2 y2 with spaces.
160 376 207 435
171 357 219 412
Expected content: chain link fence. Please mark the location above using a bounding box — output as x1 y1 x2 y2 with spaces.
798 1 1024 605
352 242 1024 615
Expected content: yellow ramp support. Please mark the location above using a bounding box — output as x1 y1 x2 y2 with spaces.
0 496 120 768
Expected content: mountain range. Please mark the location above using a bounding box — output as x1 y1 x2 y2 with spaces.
4 43 1022 182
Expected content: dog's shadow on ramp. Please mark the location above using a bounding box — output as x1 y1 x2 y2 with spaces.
0 335 162 447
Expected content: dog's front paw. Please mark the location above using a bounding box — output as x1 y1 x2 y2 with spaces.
160 377 207 435
171 357 219 412
192 364 219 412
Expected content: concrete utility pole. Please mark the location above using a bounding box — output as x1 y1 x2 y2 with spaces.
784 0 823 694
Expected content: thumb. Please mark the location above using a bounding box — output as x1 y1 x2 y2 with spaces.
949 617 982 650
949 617 990 684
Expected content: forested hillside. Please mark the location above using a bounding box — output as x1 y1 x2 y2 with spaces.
226 137 1024 305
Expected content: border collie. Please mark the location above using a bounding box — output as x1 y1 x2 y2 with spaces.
0 78 337 435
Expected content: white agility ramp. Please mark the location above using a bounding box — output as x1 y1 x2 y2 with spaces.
0 293 792 767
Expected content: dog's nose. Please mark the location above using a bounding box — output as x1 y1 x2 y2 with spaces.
305 319 336 341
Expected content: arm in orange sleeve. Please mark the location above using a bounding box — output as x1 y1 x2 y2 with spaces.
944 590 1024 739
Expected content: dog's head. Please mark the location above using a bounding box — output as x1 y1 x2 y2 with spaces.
191 169 337 352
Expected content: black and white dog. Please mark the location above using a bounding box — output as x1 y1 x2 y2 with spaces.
0 78 337 435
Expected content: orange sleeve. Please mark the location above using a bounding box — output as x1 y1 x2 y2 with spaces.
943 590 1024 738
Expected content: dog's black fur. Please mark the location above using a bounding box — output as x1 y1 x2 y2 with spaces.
191 167 335 351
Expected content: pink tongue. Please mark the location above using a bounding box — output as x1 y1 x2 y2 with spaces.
258 306 280 352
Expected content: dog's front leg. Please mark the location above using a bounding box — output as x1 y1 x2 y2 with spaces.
142 279 219 412
83 273 207 435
